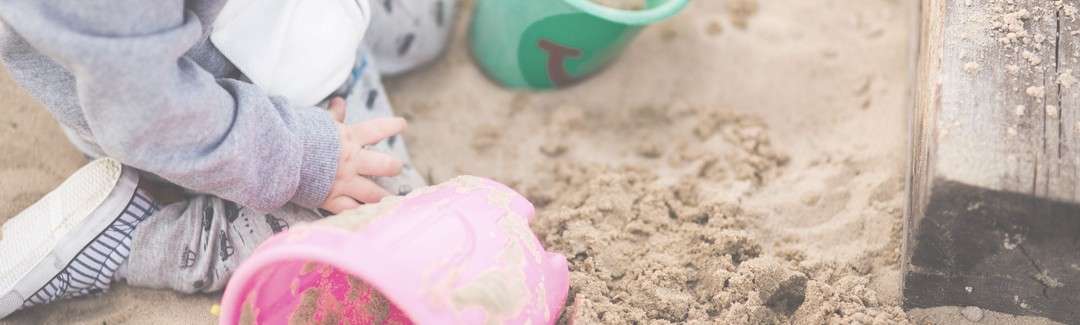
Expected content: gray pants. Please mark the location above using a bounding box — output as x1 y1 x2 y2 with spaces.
125 0 453 293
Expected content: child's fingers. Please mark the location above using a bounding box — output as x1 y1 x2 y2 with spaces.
321 195 362 214
343 176 393 204
347 117 407 145
353 150 403 176
328 97 347 122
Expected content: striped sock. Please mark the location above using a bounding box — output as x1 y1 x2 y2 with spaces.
19 189 157 309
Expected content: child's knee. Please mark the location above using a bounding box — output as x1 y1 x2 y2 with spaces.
368 0 456 75
126 197 321 293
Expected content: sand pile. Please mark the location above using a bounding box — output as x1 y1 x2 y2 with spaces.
531 159 908 324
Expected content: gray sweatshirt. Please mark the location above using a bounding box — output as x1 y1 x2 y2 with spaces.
0 0 340 211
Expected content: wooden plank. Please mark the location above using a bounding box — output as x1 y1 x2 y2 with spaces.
904 0 1080 322
1057 0 1080 205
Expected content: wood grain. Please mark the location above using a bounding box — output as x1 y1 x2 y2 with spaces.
905 0 1080 322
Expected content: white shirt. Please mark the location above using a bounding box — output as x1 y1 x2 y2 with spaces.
210 0 371 107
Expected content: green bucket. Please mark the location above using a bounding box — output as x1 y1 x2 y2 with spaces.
469 0 689 89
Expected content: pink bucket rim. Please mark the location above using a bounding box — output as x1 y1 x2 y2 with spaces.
218 226 437 324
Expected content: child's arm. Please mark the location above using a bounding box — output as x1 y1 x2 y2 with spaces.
0 0 376 211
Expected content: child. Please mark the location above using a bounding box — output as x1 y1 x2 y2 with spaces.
0 0 453 318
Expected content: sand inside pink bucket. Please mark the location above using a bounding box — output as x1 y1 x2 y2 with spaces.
239 261 404 325
287 264 395 325
235 200 404 325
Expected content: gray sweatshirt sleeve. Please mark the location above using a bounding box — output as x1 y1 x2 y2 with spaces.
0 0 339 210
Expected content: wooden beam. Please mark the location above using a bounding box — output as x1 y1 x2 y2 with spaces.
905 0 1080 322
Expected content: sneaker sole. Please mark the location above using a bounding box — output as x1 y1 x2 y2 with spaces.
0 158 137 317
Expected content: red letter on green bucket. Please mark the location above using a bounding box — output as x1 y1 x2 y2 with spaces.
518 14 639 89
537 39 582 87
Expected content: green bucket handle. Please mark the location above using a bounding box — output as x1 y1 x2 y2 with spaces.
561 0 690 26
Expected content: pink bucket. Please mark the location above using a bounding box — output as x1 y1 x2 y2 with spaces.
218 176 570 324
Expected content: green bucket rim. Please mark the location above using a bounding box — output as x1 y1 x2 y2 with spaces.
559 0 690 26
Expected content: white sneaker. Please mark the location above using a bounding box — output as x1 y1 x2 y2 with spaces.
0 158 156 319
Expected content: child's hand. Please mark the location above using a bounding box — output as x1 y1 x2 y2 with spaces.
320 97 406 213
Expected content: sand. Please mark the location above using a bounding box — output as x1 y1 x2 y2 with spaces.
278 263 396 325
532 167 906 323
0 0 1064 324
